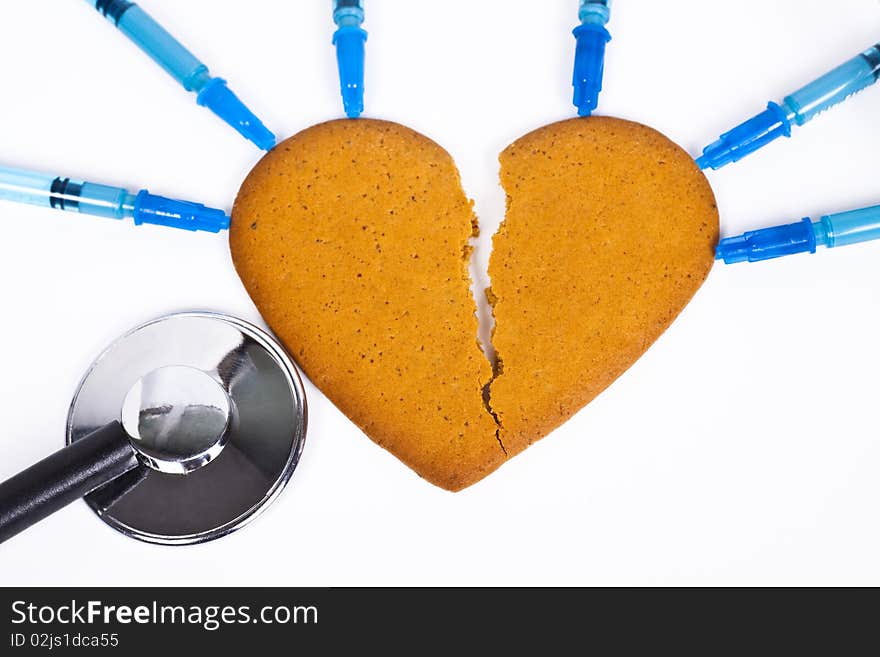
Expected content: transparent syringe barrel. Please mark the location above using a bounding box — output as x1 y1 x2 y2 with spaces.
821 204 880 248
333 0 364 27
782 44 880 126
87 1 210 92
0 166 135 219
579 0 611 24
0 167 58 208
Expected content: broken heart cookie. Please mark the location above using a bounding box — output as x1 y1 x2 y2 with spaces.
230 117 718 491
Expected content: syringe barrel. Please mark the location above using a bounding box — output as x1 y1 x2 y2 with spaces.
0 166 135 219
782 44 880 126
94 2 211 92
0 167 59 208
579 0 611 24
822 204 880 248
333 0 364 27
77 183 136 219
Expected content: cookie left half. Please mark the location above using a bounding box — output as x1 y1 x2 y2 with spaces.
230 119 506 491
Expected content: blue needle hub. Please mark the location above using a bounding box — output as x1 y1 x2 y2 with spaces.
196 78 276 152
333 0 367 119
572 0 612 117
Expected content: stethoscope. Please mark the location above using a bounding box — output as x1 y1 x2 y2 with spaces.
0 312 307 545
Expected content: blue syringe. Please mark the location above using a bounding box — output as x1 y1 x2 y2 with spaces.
572 0 612 117
0 165 229 233
716 203 880 264
333 0 367 119
87 0 275 151
697 42 880 170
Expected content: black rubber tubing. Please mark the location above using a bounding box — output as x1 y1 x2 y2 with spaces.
0 421 139 544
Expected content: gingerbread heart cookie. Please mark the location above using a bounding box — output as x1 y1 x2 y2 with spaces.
230 117 718 490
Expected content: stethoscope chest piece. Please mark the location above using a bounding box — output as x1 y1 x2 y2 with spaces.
62 312 307 545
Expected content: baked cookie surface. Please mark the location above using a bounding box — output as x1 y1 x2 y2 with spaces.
231 119 503 491
231 117 718 490
488 117 719 456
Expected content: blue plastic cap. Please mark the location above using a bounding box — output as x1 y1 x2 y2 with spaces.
196 78 276 151
333 25 367 119
133 190 230 233
696 103 791 170
716 218 816 264
572 23 611 117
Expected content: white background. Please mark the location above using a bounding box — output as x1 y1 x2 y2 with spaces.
1 0 879 586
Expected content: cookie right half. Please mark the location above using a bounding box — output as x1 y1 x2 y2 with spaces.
487 117 719 457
